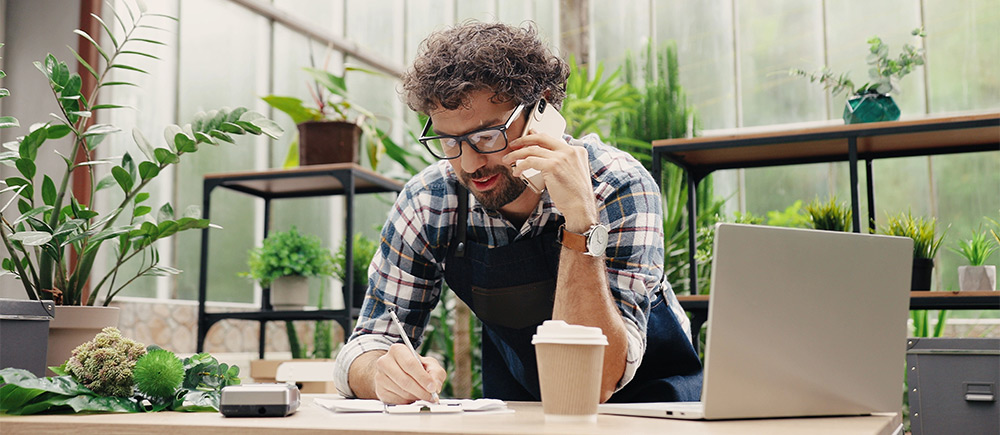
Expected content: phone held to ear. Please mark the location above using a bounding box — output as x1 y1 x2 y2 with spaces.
518 98 566 193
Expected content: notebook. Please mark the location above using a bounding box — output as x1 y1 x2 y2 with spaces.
599 223 913 420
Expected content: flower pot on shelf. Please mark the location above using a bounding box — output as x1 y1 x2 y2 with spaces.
297 120 362 166
843 93 900 124
958 265 996 291
0 298 55 377
911 258 934 291
46 305 120 375
270 275 310 310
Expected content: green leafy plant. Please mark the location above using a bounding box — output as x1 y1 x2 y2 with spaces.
765 200 812 228
608 40 723 295
244 226 335 288
562 55 639 139
804 197 852 232
0 3 282 306
791 28 926 96
331 232 378 287
0 330 240 414
261 64 424 173
882 211 947 260
950 227 998 266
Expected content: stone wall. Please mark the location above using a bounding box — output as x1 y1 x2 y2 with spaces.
111 299 347 355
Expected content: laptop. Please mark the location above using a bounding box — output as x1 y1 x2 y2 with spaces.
599 223 913 420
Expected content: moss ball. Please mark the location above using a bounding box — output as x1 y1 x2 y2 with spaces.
133 348 185 400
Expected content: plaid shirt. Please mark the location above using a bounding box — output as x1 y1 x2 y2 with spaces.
333 134 690 397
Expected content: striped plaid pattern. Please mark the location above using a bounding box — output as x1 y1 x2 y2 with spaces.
334 134 689 397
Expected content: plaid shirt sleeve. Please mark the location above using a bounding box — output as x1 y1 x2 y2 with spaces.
579 134 667 391
334 165 454 398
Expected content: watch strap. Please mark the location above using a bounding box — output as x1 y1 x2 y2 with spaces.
558 224 589 253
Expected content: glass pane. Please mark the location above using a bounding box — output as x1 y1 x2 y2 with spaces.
97 0 180 300
655 0 737 130
737 0 825 127
924 0 1000 112
174 0 271 303
590 0 651 75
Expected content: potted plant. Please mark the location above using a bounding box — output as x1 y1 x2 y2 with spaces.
0 3 282 371
950 227 997 291
331 232 378 309
791 28 926 124
244 227 335 310
804 197 852 232
882 211 947 291
262 63 400 169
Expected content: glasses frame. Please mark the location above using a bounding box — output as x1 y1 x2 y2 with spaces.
418 103 526 160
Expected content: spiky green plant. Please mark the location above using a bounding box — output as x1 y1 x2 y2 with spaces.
562 55 639 139
804 197 852 232
950 228 998 266
610 40 721 295
882 211 947 260
133 348 184 400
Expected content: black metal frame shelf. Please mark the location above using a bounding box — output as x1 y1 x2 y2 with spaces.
196 163 404 358
679 292 1000 351
652 112 1000 296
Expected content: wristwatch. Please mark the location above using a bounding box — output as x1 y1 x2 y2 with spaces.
559 223 610 257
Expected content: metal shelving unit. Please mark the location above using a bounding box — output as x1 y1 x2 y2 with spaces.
195 163 404 358
652 112 1000 296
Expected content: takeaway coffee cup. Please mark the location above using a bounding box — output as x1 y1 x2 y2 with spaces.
532 320 608 422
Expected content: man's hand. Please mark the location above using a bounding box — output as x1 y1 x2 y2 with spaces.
503 132 598 232
350 345 446 404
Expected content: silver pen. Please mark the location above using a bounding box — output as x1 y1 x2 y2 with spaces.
388 308 440 403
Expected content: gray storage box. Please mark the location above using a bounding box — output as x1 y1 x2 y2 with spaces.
907 338 999 435
0 298 55 377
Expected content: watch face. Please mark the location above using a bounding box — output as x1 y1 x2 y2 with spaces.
587 225 610 256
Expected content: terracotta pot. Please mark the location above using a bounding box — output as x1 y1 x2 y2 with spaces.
46 305 120 375
297 121 362 166
958 265 996 291
271 275 309 310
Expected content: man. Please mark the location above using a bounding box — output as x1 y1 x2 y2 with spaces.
333 21 702 404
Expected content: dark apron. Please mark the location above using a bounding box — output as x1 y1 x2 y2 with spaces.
442 184 703 402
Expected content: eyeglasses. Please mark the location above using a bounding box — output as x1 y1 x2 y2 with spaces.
418 103 525 160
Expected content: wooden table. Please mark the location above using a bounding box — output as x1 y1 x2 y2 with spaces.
0 396 902 435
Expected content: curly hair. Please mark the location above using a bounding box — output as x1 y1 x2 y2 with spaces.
401 21 569 114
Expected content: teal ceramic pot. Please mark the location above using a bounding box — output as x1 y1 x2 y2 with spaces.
843 93 900 124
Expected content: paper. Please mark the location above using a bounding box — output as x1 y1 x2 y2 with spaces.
314 398 507 414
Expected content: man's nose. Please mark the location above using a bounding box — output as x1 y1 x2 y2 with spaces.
459 144 487 174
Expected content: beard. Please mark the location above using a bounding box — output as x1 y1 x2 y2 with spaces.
457 165 526 211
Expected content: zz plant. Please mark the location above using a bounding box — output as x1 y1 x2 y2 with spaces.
0 2 282 306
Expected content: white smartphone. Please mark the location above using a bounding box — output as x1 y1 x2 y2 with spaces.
518 98 567 193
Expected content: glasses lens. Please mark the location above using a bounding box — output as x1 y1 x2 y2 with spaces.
468 130 505 153
424 137 462 159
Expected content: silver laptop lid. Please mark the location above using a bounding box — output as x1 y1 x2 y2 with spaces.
701 224 912 420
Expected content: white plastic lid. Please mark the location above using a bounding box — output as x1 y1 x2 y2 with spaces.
531 320 608 346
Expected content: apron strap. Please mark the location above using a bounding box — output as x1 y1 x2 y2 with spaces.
455 184 468 257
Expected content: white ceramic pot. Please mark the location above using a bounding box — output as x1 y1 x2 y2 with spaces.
46 305 120 374
271 275 310 310
958 265 996 291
